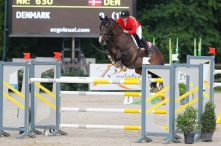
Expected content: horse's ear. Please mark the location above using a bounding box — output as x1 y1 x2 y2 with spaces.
99 15 103 21
105 16 110 21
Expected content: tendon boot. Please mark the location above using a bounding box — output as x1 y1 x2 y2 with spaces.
140 38 152 57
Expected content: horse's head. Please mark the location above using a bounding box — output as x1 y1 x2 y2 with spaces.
98 15 112 45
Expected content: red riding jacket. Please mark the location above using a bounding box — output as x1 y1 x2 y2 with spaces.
116 16 141 34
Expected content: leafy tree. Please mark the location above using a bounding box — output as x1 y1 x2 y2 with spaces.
137 0 221 63
1 0 221 64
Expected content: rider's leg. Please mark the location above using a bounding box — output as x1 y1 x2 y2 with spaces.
140 38 152 57
136 26 152 57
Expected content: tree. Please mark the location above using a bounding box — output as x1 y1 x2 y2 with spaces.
1 0 221 63
137 0 221 63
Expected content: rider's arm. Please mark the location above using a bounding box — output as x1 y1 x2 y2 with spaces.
127 18 137 34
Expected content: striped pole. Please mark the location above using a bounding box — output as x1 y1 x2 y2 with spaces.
60 124 141 130
60 77 141 80
152 109 167 114
60 107 167 115
60 91 165 97
30 78 163 84
60 107 140 113
30 78 141 84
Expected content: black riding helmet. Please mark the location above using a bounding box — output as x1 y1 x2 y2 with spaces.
120 10 130 18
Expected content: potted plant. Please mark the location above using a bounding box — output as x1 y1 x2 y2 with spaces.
175 106 199 144
201 101 216 142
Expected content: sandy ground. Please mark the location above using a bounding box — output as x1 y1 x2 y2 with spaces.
0 92 221 146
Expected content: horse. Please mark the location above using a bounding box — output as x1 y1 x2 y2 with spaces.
98 15 164 92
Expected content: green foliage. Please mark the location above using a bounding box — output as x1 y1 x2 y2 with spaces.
1 1 221 63
179 83 186 104
179 83 186 96
61 70 88 91
179 88 186 96
40 69 88 92
137 0 221 63
201 101 216 132
179 83 186 90
175 106 199 134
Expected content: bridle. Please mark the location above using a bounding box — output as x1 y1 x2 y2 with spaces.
99 21 112 43
100 19 123 43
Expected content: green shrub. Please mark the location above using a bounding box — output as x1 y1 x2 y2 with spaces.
179 88 186 96
179 83 186 90
175 106 199 134
201 101 216 133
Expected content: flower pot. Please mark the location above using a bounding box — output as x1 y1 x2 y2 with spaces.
202 132 214 142
184 133 195 144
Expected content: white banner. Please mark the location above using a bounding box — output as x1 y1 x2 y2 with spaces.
89 64 210 91
89 64 141 90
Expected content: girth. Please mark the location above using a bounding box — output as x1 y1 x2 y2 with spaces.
124 49 142 68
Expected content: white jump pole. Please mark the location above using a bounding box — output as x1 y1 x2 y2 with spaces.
60 124 141 130
60 107 140 113
30 78 163 84
30 78 141 84
214 70 221 74
60 91 165 97
60 107 166 114
214 83 221 87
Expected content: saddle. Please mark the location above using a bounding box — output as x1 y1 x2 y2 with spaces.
132 34 152 48
132 34 143 48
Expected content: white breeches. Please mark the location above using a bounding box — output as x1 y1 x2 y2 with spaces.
136 26 142 40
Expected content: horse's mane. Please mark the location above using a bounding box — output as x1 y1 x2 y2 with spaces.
110 18 123 32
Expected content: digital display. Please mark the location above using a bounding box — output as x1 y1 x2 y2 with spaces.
9 0 136 38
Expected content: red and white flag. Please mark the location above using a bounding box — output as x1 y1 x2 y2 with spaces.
88 0 102 6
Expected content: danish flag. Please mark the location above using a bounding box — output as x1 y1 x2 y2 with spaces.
88 0 102 6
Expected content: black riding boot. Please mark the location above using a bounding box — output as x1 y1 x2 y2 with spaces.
140 38 152 57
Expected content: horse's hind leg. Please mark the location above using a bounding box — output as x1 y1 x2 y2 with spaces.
135 68 142 75
150 82 159 93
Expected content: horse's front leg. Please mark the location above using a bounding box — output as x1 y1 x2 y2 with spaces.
116 53 127 71
105 50 119 68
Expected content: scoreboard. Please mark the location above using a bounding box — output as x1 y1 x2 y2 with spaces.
9 0 136 38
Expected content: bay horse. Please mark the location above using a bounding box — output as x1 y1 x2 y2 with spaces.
98 15 164 92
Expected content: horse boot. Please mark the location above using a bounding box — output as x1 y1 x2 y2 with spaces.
140 38 152 57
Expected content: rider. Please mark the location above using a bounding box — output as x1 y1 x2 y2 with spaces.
116 10 152 57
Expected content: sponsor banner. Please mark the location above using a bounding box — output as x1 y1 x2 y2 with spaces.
89 64 141 90
89 64 210 91
178 64 209 84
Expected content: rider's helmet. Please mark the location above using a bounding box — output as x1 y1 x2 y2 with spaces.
120 10 130 18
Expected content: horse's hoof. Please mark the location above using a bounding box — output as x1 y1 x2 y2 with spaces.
121 66 127 71
113 63 118 68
